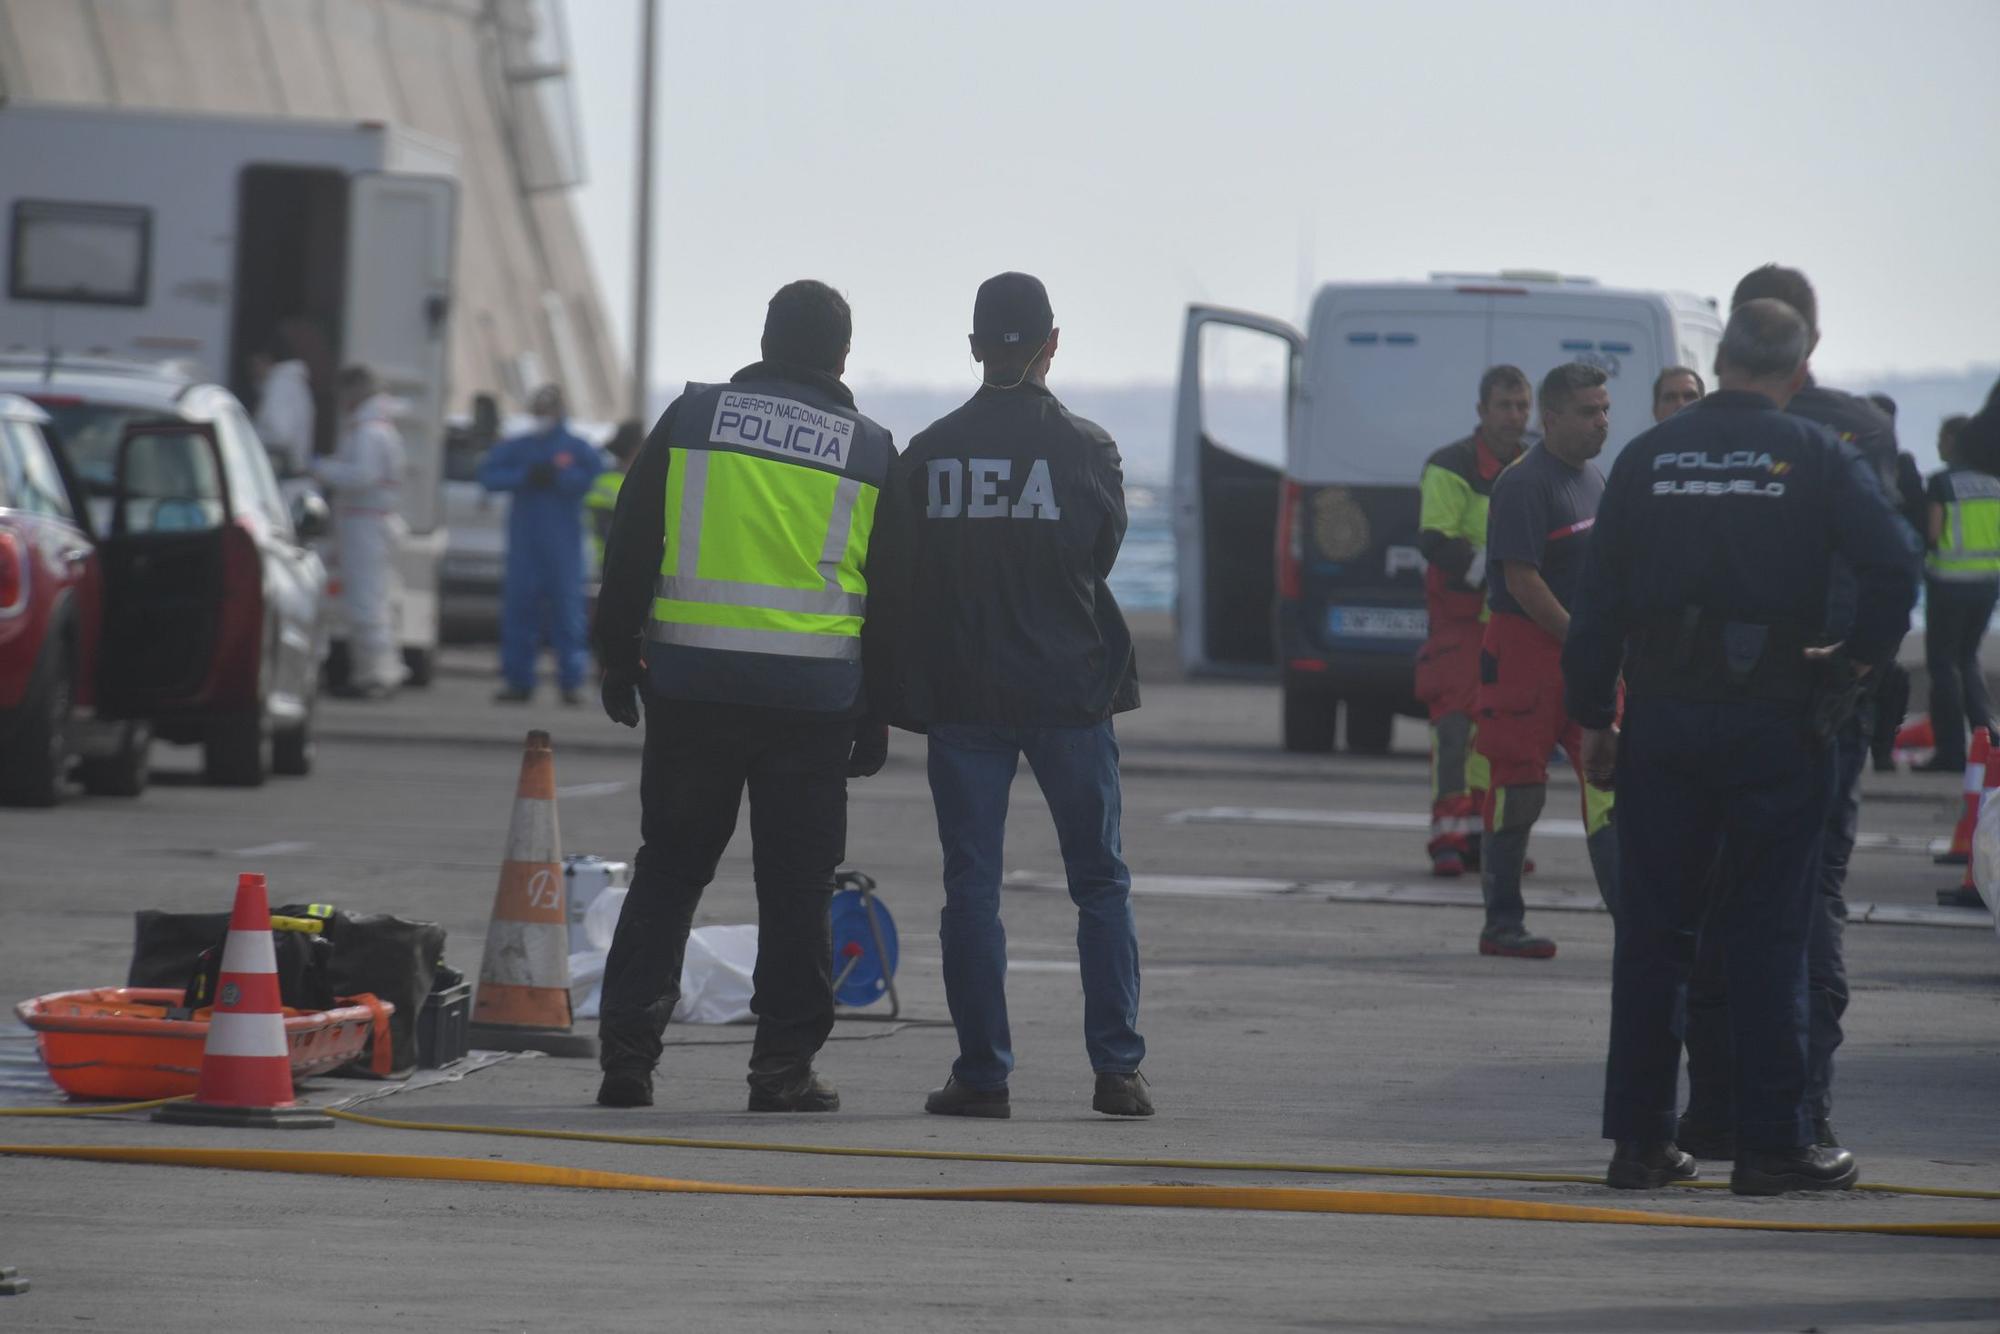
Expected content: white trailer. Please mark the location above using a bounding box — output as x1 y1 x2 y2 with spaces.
0 102 458 681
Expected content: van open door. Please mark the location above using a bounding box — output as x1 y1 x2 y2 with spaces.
1171 305 1304 677
97 421 254 717
342 171 456 684
344 172 456 536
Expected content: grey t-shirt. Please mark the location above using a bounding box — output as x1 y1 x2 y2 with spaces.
1487 443 1605 619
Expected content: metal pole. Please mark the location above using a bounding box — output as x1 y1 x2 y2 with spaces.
629 0 658 422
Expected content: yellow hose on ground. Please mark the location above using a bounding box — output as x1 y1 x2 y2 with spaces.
322 1108 2000 1203
3 1099 1996 1202
2 1143 1994 1240
0 1096 187 1115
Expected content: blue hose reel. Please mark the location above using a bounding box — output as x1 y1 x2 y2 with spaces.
830 869 899 1017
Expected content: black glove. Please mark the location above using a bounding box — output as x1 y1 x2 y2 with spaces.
847 720 888 778
601 666 642 728
526 461 558 490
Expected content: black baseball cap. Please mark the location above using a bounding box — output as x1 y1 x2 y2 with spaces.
972 271 1054 349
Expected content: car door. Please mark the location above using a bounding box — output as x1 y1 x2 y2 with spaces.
96 421 253 718
210 399 325 727
1171 305 1305 677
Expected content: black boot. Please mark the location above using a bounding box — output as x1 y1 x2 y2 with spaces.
924 1075 1011 1119
596 1067 654 1108
1092 1070 1154 1117
1606 1140 1698 1190
1730 1145 1859 1195
747 1067 840 1112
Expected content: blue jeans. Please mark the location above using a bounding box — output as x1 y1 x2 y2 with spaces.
927 721 1145 1090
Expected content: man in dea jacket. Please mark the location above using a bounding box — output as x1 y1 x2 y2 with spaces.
878 271 1151 1121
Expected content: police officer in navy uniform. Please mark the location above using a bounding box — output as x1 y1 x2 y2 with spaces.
1676 266 1916 1161
1564 299 1916 1194
591 281 896 1113
876 272 1150 1119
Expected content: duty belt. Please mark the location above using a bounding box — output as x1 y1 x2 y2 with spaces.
1622 608 1819 703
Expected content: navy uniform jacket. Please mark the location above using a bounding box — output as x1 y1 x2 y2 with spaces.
1790 377 1898 499
1563 390 1917 730
875 381 1139 729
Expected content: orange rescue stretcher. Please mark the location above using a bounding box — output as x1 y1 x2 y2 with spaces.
14 987 393 1101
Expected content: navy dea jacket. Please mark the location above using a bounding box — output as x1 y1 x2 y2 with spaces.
875 381 1140 729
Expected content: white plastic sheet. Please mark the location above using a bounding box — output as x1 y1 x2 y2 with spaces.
569 886 759 1024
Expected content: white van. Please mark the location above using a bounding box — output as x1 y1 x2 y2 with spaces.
1173 272 1723 752
0 102 458 683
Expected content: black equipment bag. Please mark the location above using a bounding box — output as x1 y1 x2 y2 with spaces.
130 905 448 1074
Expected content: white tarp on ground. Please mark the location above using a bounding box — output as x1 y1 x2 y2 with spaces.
567 886 758 1024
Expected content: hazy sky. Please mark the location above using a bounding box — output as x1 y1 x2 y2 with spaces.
561 0 1999 391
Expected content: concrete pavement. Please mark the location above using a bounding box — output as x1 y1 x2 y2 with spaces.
1 618 1996 1331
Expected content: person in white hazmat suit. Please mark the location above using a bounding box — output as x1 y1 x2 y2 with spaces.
315 365 408 699
249 345 315 477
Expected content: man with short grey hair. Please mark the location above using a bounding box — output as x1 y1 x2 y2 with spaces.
1677 267 1919 1168
1564 297 1916 1195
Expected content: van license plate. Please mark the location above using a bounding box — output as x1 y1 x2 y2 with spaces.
1326 607 1428 639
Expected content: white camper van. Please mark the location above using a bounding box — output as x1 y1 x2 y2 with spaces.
1173 272 1723 752
0 102 457 682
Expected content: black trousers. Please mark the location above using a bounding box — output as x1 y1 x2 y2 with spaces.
598 696 852 1089
1604 697 1830 1151
1683 701 1863 1130
1924 576 1999 768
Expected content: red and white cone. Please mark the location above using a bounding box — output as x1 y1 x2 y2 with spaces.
1944 735 2000 905
154 872 331 1128
1938 729 1991 867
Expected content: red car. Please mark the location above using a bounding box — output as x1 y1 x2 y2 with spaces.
0 393 146 804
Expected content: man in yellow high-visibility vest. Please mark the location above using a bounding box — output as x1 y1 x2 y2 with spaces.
1413 366 1530 877
1922 415 2000 772
585 419 644 579
590 280 896 1114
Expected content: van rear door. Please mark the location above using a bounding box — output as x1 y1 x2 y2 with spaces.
97 422 239 717
344 172 457 537
1484 294 1668 464
1275 297 1493 750
1171 306 1304 677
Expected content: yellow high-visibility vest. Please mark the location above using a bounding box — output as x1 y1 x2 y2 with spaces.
642 378 893 712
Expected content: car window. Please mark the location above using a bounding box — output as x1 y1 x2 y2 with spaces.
35 402 158 495
119 427 227 534
1 419 78 523
214 403 293 537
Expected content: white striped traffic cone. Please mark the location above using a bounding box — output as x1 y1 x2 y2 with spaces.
154 872 331 1128
467 731 595 1057
1938 729 1991 866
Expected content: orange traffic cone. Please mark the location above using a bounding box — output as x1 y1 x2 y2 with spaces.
154 872 332 1128
1939 728 1992 866
1948 737 2000 900
467 731 595 1057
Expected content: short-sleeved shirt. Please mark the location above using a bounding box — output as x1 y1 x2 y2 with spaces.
1486 443 1605 619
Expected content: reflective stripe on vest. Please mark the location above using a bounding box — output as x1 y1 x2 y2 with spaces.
1929 471 2000 580
648 444 878 660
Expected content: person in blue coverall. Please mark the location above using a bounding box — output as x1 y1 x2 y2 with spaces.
480 384 604 703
